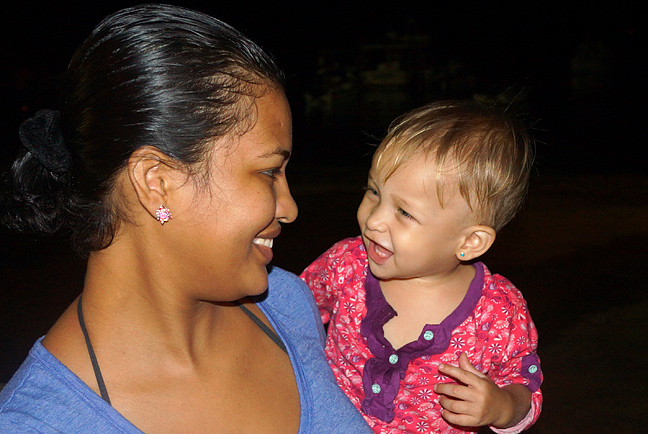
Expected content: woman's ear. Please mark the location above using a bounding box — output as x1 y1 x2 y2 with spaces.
127 146 179 220
456 225 496 261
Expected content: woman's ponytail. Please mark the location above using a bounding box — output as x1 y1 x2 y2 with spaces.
2 110 75 235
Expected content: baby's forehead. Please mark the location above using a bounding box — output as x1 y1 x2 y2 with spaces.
372 149 456 182
372 153 477 211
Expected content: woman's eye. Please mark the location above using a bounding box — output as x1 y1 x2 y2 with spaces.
263 168 282 180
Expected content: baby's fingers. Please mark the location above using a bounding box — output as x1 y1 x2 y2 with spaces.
437 396 479 427
439 407 479 428
437 363 474 386
437 394 467 413
457 352 486 378
434 382 469 401
438 353 488 387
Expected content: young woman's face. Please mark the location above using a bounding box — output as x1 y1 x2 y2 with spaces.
357 154 472 283
169 89 297 300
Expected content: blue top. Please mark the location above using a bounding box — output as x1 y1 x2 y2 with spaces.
0 267 372 433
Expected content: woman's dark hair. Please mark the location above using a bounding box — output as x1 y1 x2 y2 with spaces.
2 3 284 255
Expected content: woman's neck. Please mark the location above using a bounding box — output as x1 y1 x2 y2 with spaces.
80 239 235 365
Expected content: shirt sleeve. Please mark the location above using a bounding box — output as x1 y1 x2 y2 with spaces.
300 237 364 325
300 241 343 324
486 274 543 433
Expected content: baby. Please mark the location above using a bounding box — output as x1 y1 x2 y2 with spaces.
301 101 542 433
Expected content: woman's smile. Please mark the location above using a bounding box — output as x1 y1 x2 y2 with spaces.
253 236 275 263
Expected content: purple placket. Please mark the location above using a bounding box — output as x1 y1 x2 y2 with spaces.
359 263 485 422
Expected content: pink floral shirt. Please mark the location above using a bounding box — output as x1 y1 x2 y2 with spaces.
300 237 542 434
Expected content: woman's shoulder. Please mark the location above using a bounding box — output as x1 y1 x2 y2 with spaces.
261 268 373 433
267 265 305 287
0 339 141 433
264 267 323 335
266 266 314 309
1 338 72 410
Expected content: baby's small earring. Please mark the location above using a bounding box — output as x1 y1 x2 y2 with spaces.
155 205 172 225
459 252 466 258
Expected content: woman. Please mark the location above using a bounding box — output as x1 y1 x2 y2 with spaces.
0 4 371 433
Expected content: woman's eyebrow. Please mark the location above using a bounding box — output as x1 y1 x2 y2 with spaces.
259 147 291 160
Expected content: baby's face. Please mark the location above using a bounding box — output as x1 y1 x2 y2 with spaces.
357 154 474 281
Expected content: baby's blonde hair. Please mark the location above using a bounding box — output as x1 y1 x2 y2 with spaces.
374 100 533 231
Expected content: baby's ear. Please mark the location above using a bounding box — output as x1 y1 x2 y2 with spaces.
456 225 496 261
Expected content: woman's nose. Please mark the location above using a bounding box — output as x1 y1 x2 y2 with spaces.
276 179 298 224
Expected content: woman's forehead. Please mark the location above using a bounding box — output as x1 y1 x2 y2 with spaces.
209 90 292 162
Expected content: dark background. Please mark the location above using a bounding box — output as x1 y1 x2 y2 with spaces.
1 1 646 432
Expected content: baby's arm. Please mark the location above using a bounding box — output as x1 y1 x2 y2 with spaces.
435 353 531 428
434 272 543 432
300 237 364 325
300 259 335 325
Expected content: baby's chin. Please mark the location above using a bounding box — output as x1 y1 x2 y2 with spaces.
366 262 393 281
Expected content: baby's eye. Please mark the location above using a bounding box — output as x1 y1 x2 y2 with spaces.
398 208 414 220
363 185 378 196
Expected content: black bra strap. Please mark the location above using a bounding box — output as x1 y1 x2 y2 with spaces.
77 293 112 405
76 296 284 406
238 304 288 354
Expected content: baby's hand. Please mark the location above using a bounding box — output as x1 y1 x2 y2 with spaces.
435 353 515 428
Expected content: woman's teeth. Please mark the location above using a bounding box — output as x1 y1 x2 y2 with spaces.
253 238 273 248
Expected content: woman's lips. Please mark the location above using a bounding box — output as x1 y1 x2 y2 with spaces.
253 237 274 263
366 238 393 265
253 237 273 248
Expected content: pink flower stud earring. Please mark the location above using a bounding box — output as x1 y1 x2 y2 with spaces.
156 205 172 225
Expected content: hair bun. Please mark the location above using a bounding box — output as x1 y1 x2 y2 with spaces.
19 110 72 173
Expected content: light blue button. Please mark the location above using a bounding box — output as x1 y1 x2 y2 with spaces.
389 354 399 364
423 330 434 341
371 383 381 394
528 365 538 374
